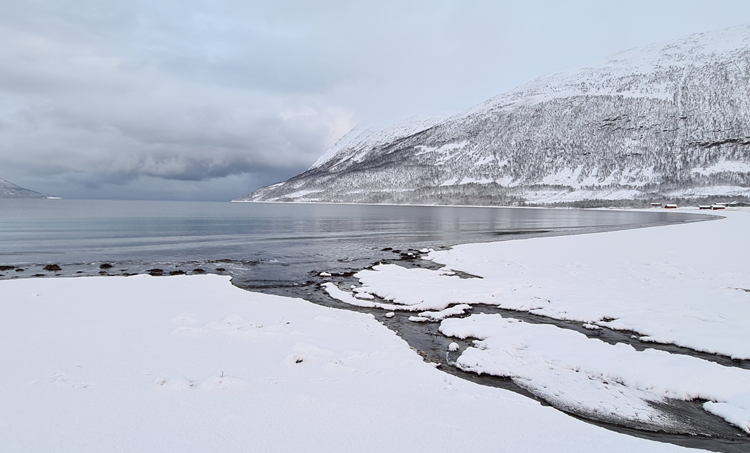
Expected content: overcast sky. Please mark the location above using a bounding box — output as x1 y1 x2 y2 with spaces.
1 0 749 200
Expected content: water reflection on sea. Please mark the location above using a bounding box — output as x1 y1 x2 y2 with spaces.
0 199 707 285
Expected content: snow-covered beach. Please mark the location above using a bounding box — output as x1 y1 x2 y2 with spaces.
323 209 750 442
0 273 697 453
1 209 749 452
345 210 750 357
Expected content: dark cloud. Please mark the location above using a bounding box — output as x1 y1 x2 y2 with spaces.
1 0 749 200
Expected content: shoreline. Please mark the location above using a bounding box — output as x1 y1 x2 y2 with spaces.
309 208 750 442
1 206 748 452
0 204 710 280
230 197 731 213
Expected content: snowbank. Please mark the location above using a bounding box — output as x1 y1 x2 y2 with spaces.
441 313 750 432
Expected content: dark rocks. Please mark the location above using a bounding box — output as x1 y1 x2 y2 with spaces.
0 265 15 271
43 264 61 272
99 263 113 269
169 270 186 276
147 269 164 276
192 268 205 274
215 268 227 272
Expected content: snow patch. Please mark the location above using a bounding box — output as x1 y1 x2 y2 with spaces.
693 160 750 175
441 313 750 432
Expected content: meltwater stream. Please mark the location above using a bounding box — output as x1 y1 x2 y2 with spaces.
3 199 745 452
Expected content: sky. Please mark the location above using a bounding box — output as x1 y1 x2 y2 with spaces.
1 0 749 201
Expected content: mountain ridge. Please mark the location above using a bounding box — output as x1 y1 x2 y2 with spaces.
0 178 54 199
238 25 750 206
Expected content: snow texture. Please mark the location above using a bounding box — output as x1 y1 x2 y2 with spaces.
238 25 750 206
0 274 696 452
440 313 750 432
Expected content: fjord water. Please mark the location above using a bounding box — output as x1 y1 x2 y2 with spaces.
0 199 704 286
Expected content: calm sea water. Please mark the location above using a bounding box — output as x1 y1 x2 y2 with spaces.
0 199 705 286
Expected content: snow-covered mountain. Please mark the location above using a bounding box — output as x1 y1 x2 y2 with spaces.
238 25 750 206
0 178 53 199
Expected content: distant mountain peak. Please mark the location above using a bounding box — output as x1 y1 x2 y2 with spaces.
237 25 750 206
0 178 55 199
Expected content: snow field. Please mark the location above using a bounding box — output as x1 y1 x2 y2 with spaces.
322 210 750 434
339 211 750 359
0 274 697 452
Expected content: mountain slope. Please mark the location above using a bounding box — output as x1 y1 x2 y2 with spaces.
0 178 53 199
238 25 750 206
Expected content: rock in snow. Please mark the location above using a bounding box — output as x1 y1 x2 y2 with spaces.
237 25 750 206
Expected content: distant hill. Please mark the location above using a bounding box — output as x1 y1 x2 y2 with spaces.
237 25 750 206
0 178 54 199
